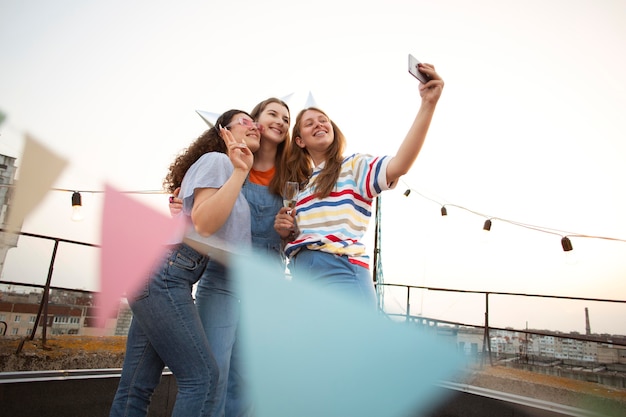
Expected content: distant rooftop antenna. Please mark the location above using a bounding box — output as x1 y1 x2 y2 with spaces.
585 307 591 335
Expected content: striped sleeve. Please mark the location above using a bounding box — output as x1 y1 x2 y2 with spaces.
284 153 393 267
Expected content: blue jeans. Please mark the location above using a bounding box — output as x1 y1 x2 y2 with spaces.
289 248 378 307
109 243 219 417
195 260 252 417
193 180 284 417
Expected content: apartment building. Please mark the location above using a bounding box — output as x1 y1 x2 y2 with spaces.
0 287 129 337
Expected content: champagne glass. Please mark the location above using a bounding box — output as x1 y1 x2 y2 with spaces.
282 181 299 215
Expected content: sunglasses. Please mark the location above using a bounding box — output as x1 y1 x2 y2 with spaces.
225 117 264 132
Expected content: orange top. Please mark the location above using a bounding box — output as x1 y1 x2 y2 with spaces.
248 166 275 186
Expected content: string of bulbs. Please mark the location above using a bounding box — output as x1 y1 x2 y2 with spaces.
0 184 166 223
57 188 165 222
4 183 626 253
399 180 626 253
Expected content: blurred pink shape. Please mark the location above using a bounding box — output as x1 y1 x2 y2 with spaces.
95 184 185 329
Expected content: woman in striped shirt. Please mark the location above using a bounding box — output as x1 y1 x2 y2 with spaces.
274 62 444 308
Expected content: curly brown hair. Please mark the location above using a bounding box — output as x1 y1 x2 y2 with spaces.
162 109 250 193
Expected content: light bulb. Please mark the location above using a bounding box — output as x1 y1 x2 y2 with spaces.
71 192 84 221
564 250 578 265
71 206 84 221
481 219 492 244
561 236 573 252
561 236 577 265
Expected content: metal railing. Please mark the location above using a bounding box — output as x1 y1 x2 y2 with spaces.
377 282 626 368
0 229 99 353
2 229 625 362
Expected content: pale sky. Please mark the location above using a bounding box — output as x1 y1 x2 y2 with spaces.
1 0 625 335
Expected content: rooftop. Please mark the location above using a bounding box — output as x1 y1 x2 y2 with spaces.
1 335 625 416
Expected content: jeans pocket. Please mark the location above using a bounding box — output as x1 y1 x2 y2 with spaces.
167 248 206 283
133 253 171 302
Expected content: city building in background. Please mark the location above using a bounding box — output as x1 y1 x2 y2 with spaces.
0 153 19 275
0 285 131 337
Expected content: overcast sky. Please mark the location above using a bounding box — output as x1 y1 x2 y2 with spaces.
1 0 625 334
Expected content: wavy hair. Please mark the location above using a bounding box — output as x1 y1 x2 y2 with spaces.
276 107 346 199
162 109 250 193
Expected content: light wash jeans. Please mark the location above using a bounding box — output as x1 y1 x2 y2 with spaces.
194 179 284 417
195 260 248 417
289 248 378 308
109 243 219 417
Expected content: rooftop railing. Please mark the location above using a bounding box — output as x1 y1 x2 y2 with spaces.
377 282 626 354
1 229 625 361
1 230 626 416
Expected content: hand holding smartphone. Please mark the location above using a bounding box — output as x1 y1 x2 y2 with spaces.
408 54 429 83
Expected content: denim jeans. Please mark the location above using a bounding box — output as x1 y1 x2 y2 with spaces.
195 260 251 417
109 243 219 417
193 180 284 417
290 248 378 308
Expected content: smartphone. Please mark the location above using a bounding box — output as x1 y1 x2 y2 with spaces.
408 54 429 83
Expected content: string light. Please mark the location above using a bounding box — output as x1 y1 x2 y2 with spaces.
561 236 573 252
70 191 83 222
561 236 578 264
481 218 493 245
51 187 165 195
0 185 167 222
4 180 625 256
400 180 626 253
65 188 165 222
0 184 166 195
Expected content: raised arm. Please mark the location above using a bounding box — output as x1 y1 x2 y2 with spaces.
386 63 444 185
191 127 253 236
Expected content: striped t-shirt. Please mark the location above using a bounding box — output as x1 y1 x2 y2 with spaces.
284 153 394 268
